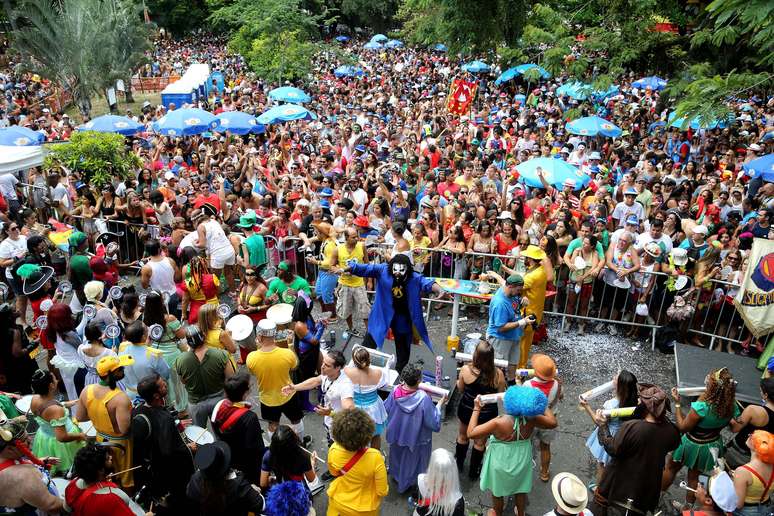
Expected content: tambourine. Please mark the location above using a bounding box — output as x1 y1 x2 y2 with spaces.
109 286 124 300
138 293 147 307
40 299 53 312
175 195 188 206
0 283 8 301
83 305 97 320
57 281 72 294
105 324 121 339
217 304 231 319
148 324 164 341
35 315 48 330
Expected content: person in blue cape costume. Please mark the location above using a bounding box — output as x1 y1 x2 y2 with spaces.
342 253 445 373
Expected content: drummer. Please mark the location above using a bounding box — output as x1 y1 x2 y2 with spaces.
266 261 311 305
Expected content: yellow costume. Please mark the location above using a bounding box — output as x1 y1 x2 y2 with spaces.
83 384 133 488
519 263 547 368
326 444 388 516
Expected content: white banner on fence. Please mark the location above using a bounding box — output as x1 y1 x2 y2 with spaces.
734 238 774 337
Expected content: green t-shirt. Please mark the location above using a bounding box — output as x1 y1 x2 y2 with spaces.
243 234 268 268
267 276 311 304
69 253 93 287
174 348 231 403
0 395 20 419
566 237 605 259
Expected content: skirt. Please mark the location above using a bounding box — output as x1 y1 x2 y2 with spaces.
672 433 724 473
480 436 533 497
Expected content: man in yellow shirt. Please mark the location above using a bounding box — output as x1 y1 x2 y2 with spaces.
519 245 548 368
453 161 476 189
245 319 304 441
330 227 370 336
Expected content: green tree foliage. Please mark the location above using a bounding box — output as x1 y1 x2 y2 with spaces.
146 0 210 35
398 0 527 54
44 131 141 189
337 0 397 33
9 0 151 118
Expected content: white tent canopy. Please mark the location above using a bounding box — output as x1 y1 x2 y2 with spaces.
0 145 45 174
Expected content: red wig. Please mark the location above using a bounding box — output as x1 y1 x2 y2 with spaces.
45 302 75 342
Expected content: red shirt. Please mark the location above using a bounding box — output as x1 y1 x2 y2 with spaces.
64 479 138 516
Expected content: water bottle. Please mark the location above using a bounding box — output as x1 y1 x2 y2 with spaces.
328 330 336 349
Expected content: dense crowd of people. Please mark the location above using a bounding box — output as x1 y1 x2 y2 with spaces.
0 29 773 516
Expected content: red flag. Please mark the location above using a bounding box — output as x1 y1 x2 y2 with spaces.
446 79 477 116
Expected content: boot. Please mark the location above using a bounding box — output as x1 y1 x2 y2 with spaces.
454 442 469 472
469 447 485 480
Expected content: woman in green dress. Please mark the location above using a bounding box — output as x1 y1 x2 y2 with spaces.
29 370 86 476
468 385 557 516
662 367 739 505
143 290 189 413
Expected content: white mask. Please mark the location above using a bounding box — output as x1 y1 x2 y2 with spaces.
391 262 408 280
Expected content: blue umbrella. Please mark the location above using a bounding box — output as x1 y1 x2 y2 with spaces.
151 108 218 136
385 39 403 49
566 116 622 138
592 84 619 102
742 153 774 182
371 34 388 43
0 126 45 146
433 43 448 52
334 65 364 78
257 104 317 125
667 112 732 130
462 60 490 73
495 68 519 85
268 86 311 104
648 121 666 133
513 94 526 104
335 35 350 42
632 76 667 91
515 157 590 189
214 111 265 135
515 63 551 79
77 115 142 136
364 41 383 51
556 81 591 100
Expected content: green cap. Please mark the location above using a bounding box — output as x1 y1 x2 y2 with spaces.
237 215 256 229
278 261 290 271
506 274 524 286
68 231 88 248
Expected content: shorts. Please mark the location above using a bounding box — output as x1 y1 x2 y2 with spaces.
315 270 338 304
533 426 557 444
489 336 519 365
336 285 370 320
210 251 236 269
261 393 303 423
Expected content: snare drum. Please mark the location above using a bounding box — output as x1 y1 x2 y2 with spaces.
184 425 215 445
51 477 70 499
226 314 256 352
275 329 293 350
266 303 294 331
15 394 33 414
77 420 97 438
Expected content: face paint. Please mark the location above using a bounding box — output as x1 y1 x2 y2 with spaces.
391 262 408 282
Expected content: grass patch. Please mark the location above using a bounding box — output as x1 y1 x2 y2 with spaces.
65 91 162 121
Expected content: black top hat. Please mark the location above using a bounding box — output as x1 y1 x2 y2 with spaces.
194 441 231 479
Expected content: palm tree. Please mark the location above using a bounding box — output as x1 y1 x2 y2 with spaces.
10 0 151 119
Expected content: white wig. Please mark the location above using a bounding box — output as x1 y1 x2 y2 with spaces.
418 449 462 516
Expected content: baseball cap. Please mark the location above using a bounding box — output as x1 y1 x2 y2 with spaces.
623 187 637 196
625 215 639 226
96 355 134 377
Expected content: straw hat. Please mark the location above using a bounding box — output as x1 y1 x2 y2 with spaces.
551 472 588 514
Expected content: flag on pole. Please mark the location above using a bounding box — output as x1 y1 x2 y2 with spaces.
446 79 477 116
734 238 774 337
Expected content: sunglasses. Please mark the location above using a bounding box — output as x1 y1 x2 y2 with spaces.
245 271 257 277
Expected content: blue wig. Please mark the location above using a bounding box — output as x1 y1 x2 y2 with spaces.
503 385 548 417
265 480 311 516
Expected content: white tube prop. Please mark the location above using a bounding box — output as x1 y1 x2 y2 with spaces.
579 381 615 402
451 351 509 369
515 369 535 377
418 383 449 400
601 407 636 418
351 345 395 370
676 386 706 396
479 392 505 405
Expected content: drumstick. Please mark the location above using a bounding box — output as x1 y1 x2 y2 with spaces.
107 465 143 478
299 445 326 464
678 481 697 493
195 426 209 443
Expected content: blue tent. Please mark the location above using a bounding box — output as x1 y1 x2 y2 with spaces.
0 126 45 146
214 111 265 135
742 153 774 182
257 104 317 125
334 65 364 78
268 86 311 104
632 76 667 91
335 35 350 42
433 44 448 52
151 108 218 136
371 34 388 43
515 157 590 189
462 60 490 73
77 115 142 136
385 39 403 49
364 41 383 51
566 116 622 138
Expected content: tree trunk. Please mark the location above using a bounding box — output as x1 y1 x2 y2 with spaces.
124 77 135 104
77 95 92 122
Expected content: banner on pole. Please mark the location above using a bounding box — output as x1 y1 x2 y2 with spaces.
446 79 477 116
734 238 774 337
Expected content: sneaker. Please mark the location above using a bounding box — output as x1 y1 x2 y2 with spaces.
609 325 618 336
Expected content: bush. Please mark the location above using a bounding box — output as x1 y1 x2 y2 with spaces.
44 131 140 189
